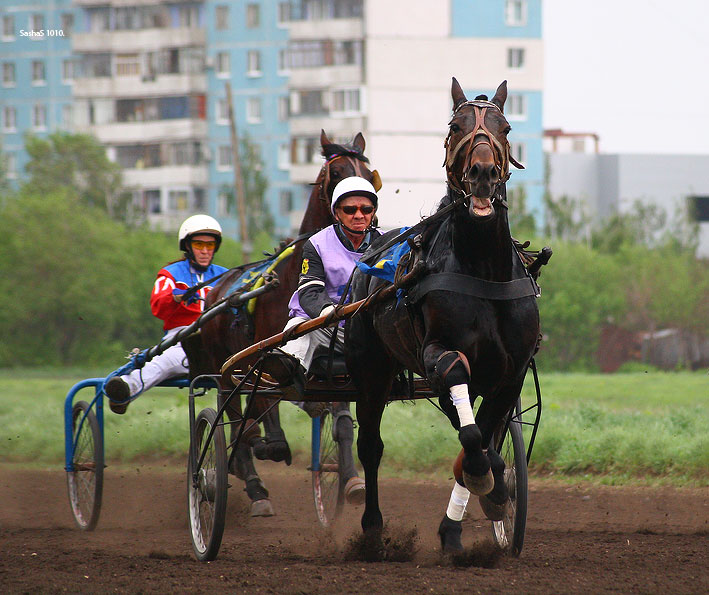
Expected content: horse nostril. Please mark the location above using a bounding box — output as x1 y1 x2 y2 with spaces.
469 163 480 178
489 165 499 182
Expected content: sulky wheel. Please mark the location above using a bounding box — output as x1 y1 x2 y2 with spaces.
311 407 345 527
490 416 528 556
66 400 104 531
188 407 228 562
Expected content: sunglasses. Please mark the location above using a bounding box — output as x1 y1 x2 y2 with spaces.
191 240 217 251
339 205 375 215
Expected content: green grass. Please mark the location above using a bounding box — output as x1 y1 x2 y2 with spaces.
0 368 706 485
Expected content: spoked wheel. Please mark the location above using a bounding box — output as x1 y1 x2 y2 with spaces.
490 418 528 556
66 400 104 531
188 407 228 562
312 406 344 527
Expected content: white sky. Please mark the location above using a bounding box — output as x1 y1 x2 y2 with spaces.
543 0 709 155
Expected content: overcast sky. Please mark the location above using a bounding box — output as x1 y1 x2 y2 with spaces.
543 0 709 155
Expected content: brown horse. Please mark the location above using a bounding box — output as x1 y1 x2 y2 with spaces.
347 79 539 550
197 130 380 515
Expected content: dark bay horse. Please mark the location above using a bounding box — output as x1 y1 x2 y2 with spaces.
198 130 379 515
346 79 540 550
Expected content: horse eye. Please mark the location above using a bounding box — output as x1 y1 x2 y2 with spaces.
504 125 512 134
450 123 460 133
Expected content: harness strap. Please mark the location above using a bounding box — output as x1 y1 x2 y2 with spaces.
436 350 471 381
407 271 540 303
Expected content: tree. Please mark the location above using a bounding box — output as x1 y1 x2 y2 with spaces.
23 132 129 219
219 133 274 240
507 184 538 239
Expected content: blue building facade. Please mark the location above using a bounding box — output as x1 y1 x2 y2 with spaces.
0 0 78 181
451 0 545 222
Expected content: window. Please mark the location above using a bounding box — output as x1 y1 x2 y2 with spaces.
278 49 288 72
82 53 112 77
62 104 73 128
2 62 15 86
331 88 361 114
507 47 525 69
115 53 140 76
286 39 362 68
278 144 290 170
216 98 229 123
218 145 232 169
32 60 46 85
61 13 74 37
2 15 14 39
294 90 326 115
247 50 261 76
505 0 527 26
168 190 189 212
510 141 526 166
279 189 293 214
62 59 76 82
178 4 199 27
194 188 205 210
291 136 320 164
277 2 291 24
246 97 262 123
145 189 161 213
216 51 230 76
246 3 260 28
277 96 290 121
32 104 47 130
215 5 229 30
217 189 230 216
3 106 17 131
690 196 709 222
30 13 44 32
506 93 526 119
6 153 17 179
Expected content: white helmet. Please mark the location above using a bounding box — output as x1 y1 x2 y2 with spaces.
331 176 378 216
178 214 222 252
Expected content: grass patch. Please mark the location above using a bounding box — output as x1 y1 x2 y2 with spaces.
0 368 706 486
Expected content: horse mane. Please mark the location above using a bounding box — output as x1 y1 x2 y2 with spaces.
321 143 370 163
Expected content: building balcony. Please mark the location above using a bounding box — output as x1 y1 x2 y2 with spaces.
290 115 365 139
73 73 207 99
288 64 363 88
289 163 321 184
73 27 205 53
123 164 208 188
288 17 363 40
74 0 203 5
76 119 207 144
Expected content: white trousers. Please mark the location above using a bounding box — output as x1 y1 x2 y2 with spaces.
122 327 190 397
279 316 345 371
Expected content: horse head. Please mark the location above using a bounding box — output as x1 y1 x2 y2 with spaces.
302 130 381 233
444 78 523 220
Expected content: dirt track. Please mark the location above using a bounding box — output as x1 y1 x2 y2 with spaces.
1 460 707 594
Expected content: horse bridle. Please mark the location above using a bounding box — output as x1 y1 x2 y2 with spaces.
443 99 523 204
319 153 378 207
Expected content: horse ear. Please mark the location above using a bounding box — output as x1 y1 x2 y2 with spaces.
451 77 467 110
320 129 332 148
491 80 508 112
353 132 366 154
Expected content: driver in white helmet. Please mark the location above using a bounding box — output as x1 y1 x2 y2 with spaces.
104 214 228 414
269 176 380 505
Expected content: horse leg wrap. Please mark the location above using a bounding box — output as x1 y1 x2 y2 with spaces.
435 350 470 388
263 428 292 466
477 447 509 521
438 515 464 553
244 474 269 501
458 425 493 496
446 481 470 522
450 384 475 427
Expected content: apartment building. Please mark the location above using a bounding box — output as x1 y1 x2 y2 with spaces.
1 0 544 236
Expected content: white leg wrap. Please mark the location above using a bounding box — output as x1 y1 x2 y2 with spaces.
446 481 470 522
450 384 475 427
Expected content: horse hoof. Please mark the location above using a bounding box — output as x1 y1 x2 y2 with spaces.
250 499 275 517
267 441 292 465
344 477 366 505
478 494 508 521
438 515 464 553
462 468 494 496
